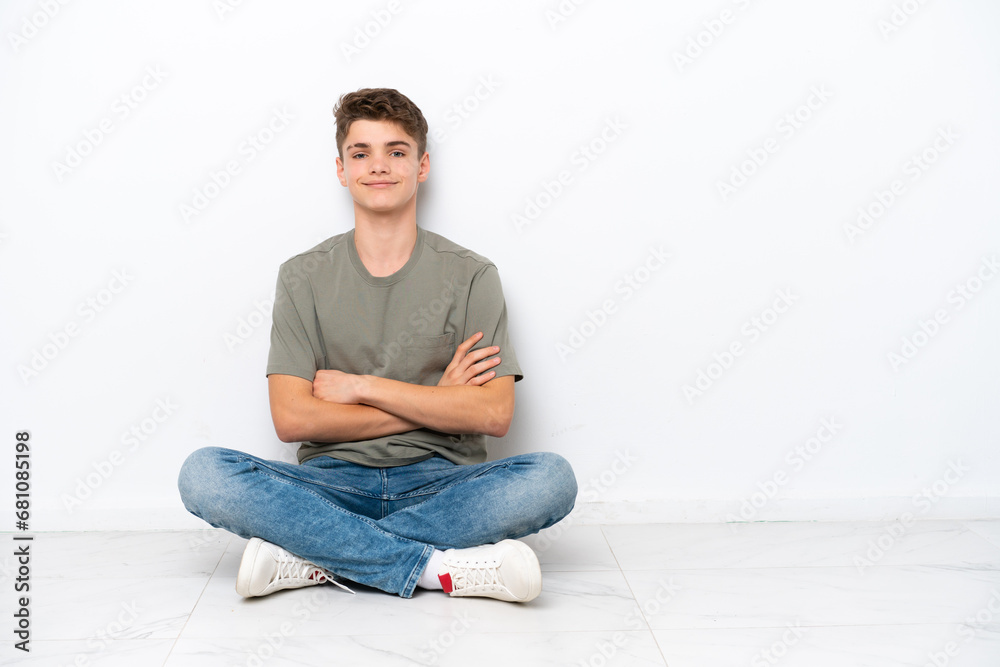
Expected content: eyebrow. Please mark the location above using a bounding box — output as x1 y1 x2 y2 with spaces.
345 140 412 151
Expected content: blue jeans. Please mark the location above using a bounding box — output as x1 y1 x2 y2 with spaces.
177 447 577 598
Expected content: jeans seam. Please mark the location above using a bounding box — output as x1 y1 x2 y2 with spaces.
379 468 387 519
246 455 382 500
401 544 435 599
386 460 513 501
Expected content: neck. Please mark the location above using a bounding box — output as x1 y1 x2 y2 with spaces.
353 210 418 278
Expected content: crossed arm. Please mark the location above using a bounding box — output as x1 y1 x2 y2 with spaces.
268 332 515 444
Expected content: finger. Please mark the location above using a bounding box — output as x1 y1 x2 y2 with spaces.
456 331 484 355
461 345 500 367
458 331 483 352
447 332 483 367
468 355 501 377
450 345 497 376
467 370 496 386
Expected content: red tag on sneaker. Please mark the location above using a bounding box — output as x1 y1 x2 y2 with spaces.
439 572 453 593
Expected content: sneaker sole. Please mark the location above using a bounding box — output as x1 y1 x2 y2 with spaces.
235 537 266 598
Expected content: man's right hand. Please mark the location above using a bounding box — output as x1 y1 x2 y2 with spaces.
437 331 502 387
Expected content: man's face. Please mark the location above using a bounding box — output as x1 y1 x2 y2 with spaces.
336 119 429 215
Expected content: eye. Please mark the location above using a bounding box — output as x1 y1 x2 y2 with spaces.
391 150 405 157
352 152 368 159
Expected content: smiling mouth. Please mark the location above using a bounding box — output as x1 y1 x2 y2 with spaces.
364 181 397 187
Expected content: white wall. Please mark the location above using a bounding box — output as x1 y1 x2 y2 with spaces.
2 0 998 530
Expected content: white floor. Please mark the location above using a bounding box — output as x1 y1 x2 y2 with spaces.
4 520 1000 666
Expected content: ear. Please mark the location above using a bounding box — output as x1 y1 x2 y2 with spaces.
335 156 347 187
417 151 430 183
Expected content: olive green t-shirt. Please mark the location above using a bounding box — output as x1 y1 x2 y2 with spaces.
266 226 522 467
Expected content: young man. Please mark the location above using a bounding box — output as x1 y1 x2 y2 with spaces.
178 88 577 602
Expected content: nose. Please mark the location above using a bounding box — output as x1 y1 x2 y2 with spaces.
369 155 389 174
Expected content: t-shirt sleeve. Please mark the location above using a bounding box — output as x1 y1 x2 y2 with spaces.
266 268 321 381
465 264 523 382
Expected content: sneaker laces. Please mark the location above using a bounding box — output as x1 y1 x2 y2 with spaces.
449 560 504 593
274 551 355 594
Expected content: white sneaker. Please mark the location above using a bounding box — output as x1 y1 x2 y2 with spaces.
438 540 541 602
235 537 354 598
